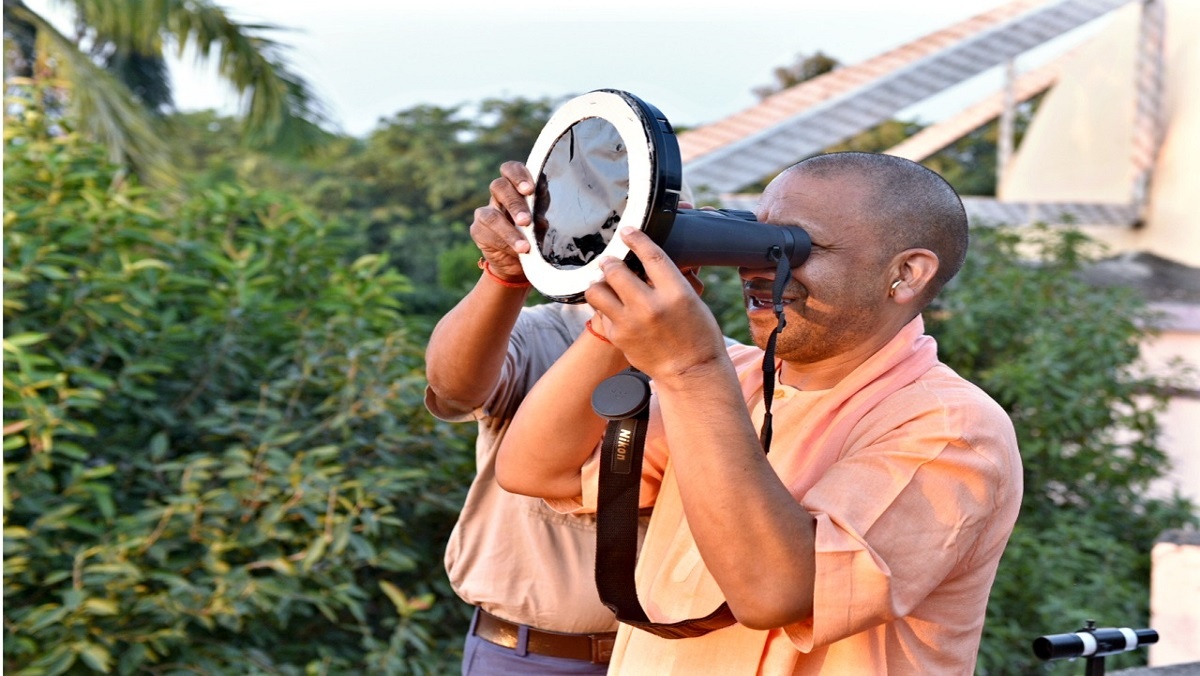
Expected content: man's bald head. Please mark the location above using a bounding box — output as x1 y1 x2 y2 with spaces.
785 152 968 300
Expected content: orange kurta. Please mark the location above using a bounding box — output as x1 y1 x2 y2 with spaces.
553 317 1022 674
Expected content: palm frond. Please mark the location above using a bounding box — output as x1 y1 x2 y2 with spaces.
168 0 333 152
4 0 331 176
106 48 174 112
22 1 175 112
70 0 166 53
5 1 177 185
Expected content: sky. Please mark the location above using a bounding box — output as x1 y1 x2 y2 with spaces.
28 0 1102 138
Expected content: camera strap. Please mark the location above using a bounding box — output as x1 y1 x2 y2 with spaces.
592 368 737 638
758 251 791 450
590 250 792 639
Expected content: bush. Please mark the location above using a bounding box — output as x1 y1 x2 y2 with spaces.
4 99 473 674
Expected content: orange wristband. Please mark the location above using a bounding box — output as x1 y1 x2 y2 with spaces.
585 319 612 344
478 257 531 289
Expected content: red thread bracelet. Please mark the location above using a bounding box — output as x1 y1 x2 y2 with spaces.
478 257 531 289
585 319 612 344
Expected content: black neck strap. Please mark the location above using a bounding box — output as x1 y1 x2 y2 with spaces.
758 250 790 453
592 369 737 638
589 247 791 638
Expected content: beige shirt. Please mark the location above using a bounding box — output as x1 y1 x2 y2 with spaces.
425 302 641 634
552 317 1023 673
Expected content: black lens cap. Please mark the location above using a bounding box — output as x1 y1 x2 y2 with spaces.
591 370 652 420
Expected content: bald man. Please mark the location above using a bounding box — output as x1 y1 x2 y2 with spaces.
495 152 1023 674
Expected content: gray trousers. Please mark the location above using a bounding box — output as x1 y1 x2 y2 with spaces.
461 609 609 675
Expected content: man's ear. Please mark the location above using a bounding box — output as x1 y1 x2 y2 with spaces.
889 248 939 303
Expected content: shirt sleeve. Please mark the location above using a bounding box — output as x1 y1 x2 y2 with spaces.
545 394 670 515
424 304 582 424
785 383 1013 650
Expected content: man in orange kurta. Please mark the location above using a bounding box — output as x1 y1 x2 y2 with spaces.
493 152 1023 674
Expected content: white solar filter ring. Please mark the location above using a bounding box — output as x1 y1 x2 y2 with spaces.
519 90 654 303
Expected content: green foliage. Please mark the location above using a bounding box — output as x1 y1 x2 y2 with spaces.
307 97 559 296
160 110 353 194
4 104 473 674
700 267 752 345
436 242 485 297
927 225 1197 674
155 97 561 328
3 0 330 183
826 119 925 155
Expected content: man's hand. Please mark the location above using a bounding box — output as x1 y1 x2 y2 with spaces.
471 161 536 280
585 227 727 384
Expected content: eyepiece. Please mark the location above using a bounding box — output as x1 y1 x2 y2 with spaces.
662 208 810 268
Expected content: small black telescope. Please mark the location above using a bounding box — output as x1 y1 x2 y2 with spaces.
1033 621 1158 676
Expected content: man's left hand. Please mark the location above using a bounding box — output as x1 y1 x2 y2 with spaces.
585 227 727 383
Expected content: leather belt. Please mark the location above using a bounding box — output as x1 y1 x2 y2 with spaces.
472 608 617 665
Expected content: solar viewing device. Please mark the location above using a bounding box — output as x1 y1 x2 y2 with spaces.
517 88 810 303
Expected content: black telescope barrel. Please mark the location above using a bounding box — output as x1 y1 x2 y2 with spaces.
1033 628 1159 661
662 208 811 268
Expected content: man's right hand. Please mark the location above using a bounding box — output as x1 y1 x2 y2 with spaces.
471 161 537 281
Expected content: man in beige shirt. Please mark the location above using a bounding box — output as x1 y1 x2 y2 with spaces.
425 172 708 672
425 244 624 671
493 152 1023 674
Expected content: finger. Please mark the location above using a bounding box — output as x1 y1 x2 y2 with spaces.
489 176 532 228
499 162 536 203
595 251 650 301
472 205 530 255
681 267 704 296
490 160 534 227
583 275 622 318
615 227 688 290
499 161 535 193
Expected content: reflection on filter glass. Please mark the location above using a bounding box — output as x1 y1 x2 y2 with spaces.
536 117 630 269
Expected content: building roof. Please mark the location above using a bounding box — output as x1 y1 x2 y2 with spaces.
1082 251 1200 305
886 56 1064 162
677 0 1132 194
679 0 1198 322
